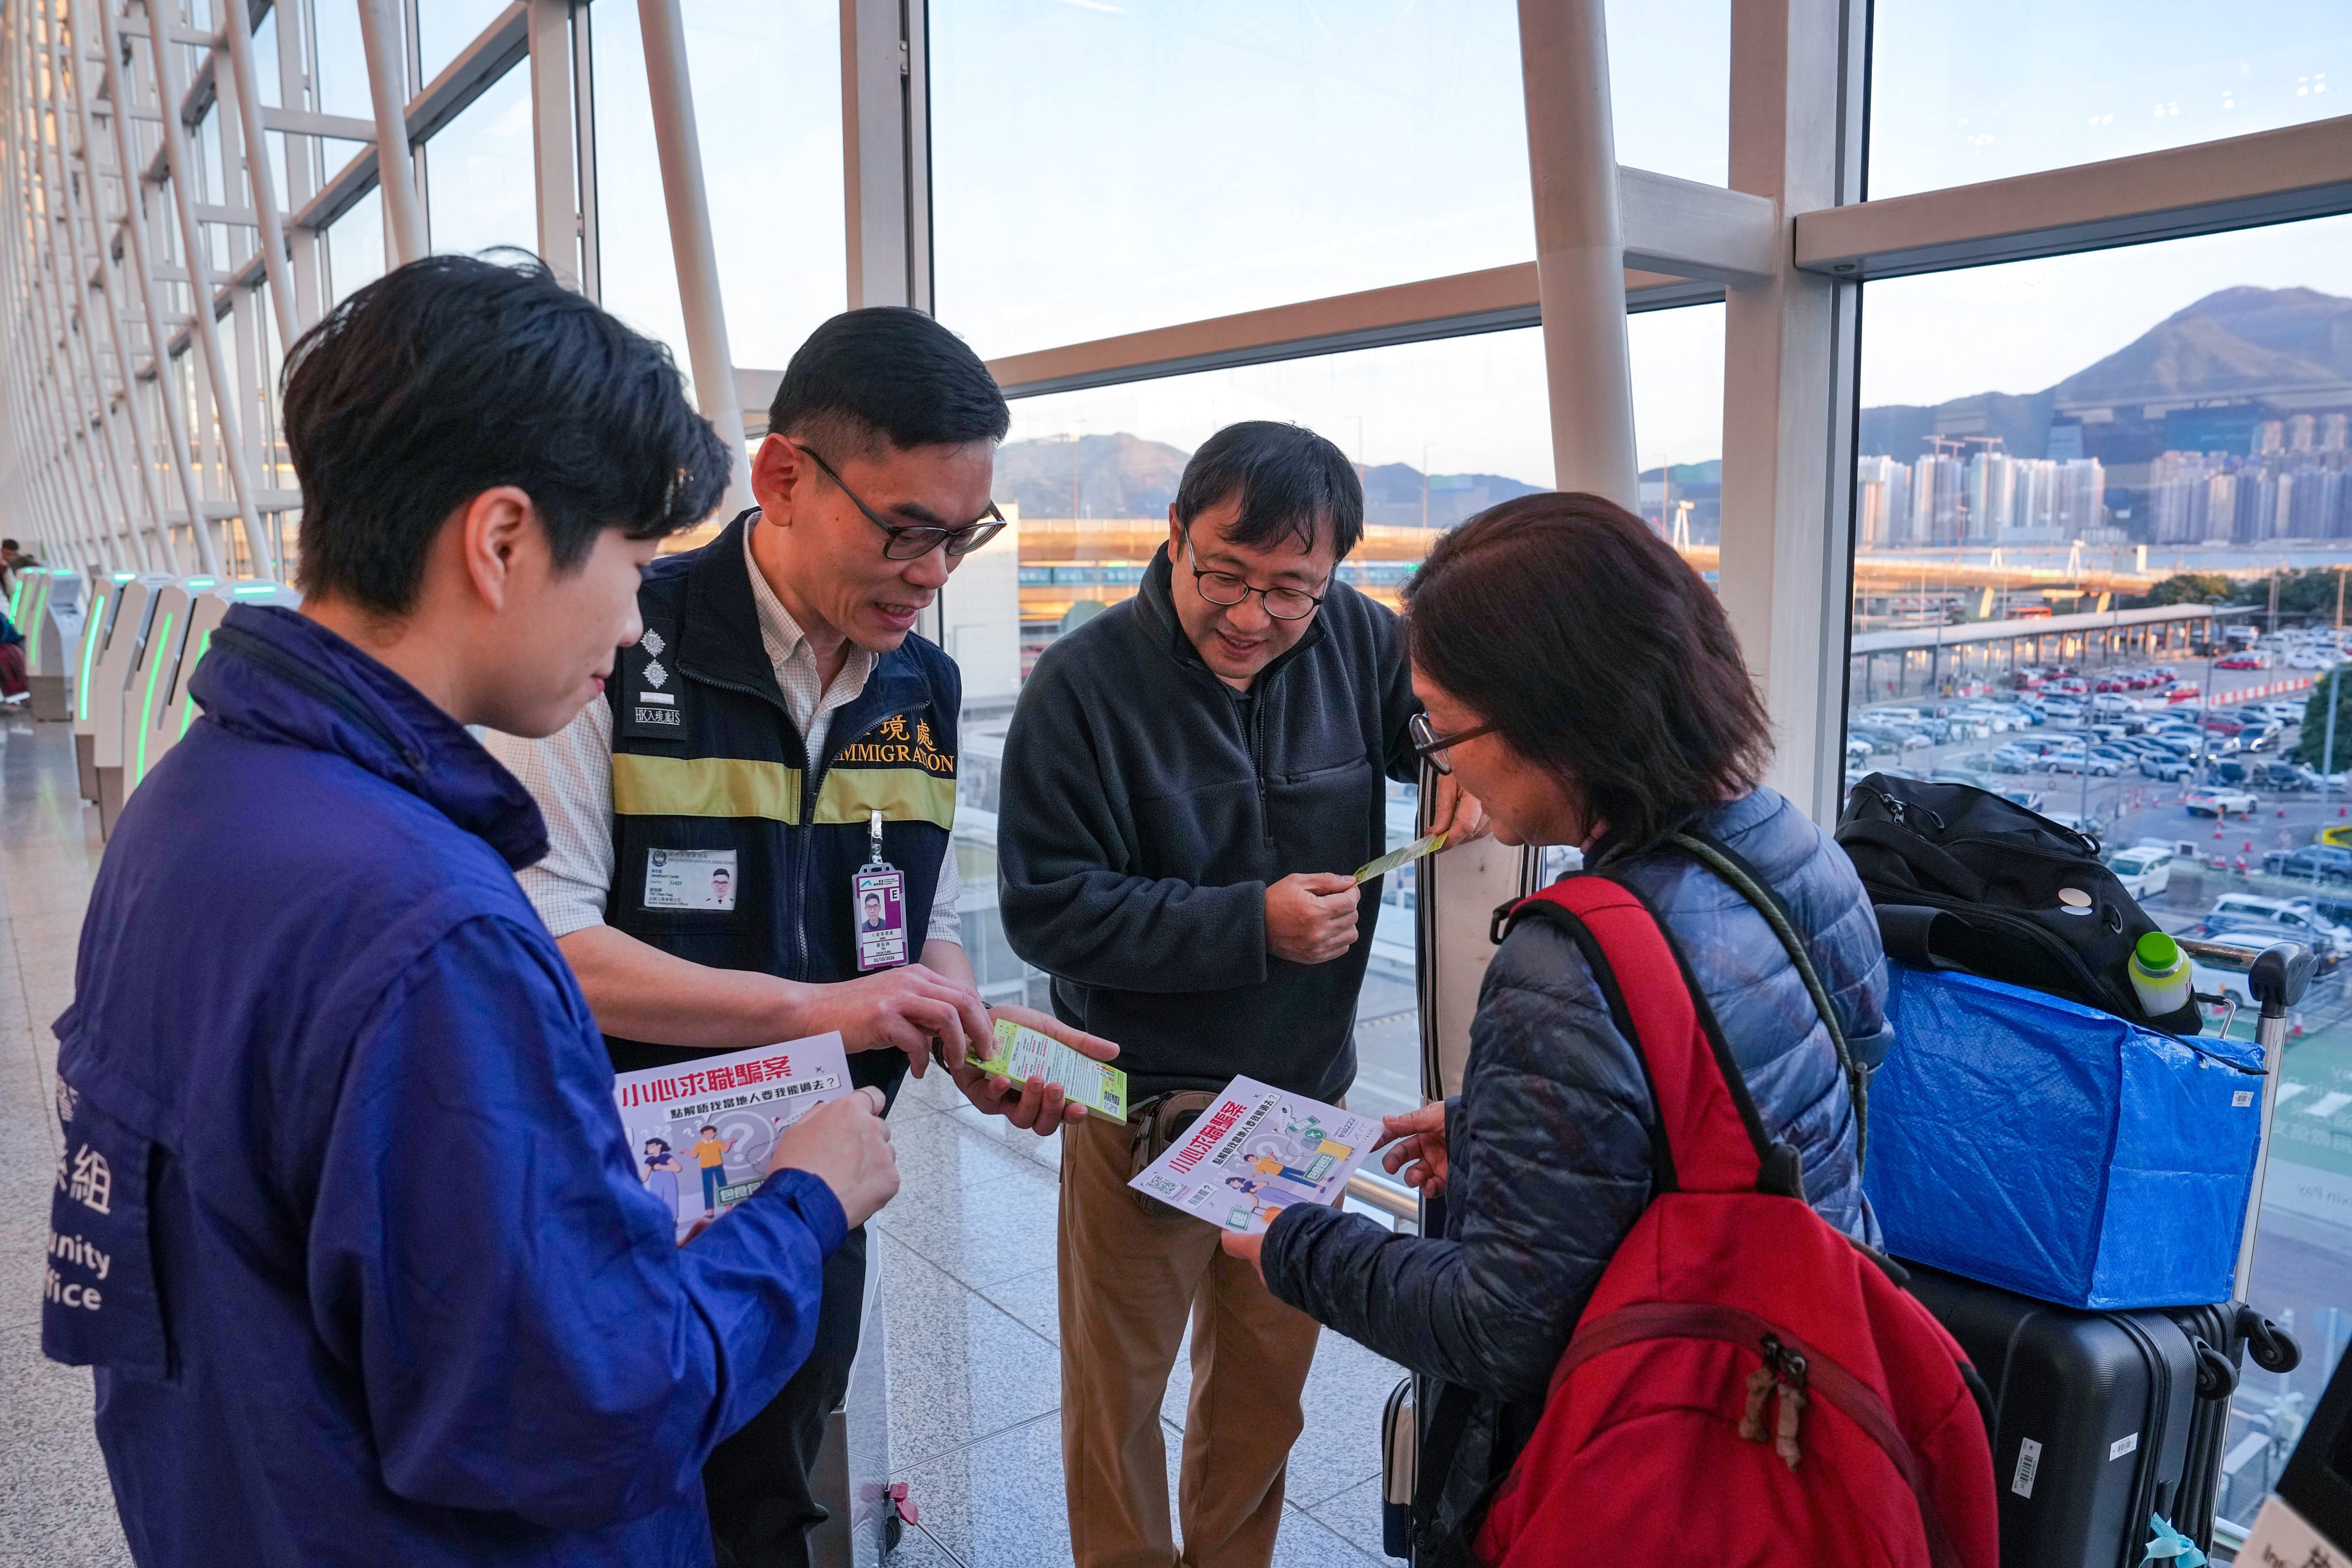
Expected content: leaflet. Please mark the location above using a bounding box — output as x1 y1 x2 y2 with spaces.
970 1018 1129 1119
1355 831 1448 884
613 1032 852 1242
1127 1075 1380 1234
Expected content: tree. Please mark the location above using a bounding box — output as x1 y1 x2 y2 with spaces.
2298 674 2352 771
2135 573 2234 608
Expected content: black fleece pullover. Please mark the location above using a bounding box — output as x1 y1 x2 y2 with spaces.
996 544 1420 1107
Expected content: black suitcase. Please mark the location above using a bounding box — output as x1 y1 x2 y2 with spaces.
1903 1262 2298 1568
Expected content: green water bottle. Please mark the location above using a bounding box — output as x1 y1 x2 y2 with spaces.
2129 930 2193 1019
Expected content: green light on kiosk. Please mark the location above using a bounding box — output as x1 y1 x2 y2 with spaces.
178 631 212 736
231 585 280 597
76 591 104 721
133 612 172 787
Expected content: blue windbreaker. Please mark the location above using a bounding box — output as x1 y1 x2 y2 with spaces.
43 604 843 1566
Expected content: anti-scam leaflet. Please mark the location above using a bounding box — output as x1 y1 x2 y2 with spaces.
1127 1075 1380 1235
612 1032 852 1243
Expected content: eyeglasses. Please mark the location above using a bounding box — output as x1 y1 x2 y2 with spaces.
1408 710 1499 775
797 443 1007 561
1183 538 1326 621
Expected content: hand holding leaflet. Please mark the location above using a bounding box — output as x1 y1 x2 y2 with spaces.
1129 1075 1379 1234
969 1018 1129 1118
613 1032 854 1243
1354 831 1448 885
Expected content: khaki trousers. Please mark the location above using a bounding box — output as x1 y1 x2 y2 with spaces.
1058 1110 1322 1568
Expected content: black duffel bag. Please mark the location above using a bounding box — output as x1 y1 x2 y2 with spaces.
1836 772 2203 1034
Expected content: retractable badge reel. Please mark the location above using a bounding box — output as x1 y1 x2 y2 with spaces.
853 810 910 972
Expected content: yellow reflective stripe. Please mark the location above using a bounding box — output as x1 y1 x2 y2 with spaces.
612 754 802 822
813 767 957 831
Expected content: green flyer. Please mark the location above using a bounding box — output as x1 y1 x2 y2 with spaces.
972 1018 1129 1119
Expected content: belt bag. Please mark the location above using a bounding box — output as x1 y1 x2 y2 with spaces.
1126 1090 1219 1215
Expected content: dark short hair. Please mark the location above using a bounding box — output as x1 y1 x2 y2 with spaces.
767 307 1009 456
1174 421 1363 559
281 252 728 616
1403 493 1770 852
700 1125 717 1135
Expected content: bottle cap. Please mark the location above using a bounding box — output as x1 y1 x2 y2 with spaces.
2135 930 2180 970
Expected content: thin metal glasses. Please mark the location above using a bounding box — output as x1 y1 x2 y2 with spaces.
1183 538 1326 621
1409 710 1499 774
798 443 1007 560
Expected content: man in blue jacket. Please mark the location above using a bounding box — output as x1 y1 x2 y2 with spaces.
41 254 899 1566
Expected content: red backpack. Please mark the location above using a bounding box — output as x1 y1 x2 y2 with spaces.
1467 873 1998 1568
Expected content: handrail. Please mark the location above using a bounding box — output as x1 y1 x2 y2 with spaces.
1346 1172 1419 1223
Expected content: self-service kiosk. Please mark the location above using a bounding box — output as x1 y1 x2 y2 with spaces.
24 569 85 721
140 581 296 786
88 575 185 838
71 573 132 802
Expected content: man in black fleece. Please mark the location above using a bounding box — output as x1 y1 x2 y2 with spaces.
998 420 1479 1568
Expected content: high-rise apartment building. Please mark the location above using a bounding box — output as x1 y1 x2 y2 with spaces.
1912 451 1965 544
1856 454 1913 546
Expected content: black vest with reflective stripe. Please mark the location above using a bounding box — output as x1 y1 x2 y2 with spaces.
603 512 959 1087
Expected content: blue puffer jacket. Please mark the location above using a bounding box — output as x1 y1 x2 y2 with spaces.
1260 786 1889 1552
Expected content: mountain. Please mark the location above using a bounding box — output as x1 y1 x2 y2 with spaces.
1853 285 2351 486
992 434 1544 528
2052 307 2346 408
992 433 1189 520
1859 285 2352 468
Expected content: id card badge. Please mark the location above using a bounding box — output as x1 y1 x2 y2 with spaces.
853 810 910 972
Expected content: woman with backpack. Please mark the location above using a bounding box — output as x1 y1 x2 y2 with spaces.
1222 493 1992 1564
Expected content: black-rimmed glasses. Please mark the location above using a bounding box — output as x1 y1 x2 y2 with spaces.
1409 710 1499 774
797 443 1007 560
1183 538 1326 621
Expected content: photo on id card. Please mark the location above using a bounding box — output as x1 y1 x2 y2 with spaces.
644 847 737 912
613 1033 852 1241
853 867 906 970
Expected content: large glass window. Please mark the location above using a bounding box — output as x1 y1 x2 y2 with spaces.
929 3 1538 361
324 185 387 306
947 312 1718 1118
417 0 515 87
1605 0 1729 187
1868 0 2352 199
1846 216 2352 1533
591 1 847 400
424 64 536 260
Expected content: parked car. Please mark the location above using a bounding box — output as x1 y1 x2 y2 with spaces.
2140 754 2195 781
2205 893 2352 960
1991 744 2042 773
2253 759 2320 791
2288 650 2341 671
2103 845 2173 899
2216 652 2273 670
2262 845 2352 883
2040 750 2121 777
2184 787 2260 817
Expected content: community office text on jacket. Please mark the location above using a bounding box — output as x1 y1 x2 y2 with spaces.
1259 787 1889 1550
43 605 843 1566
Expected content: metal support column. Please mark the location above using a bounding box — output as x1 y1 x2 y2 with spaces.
86 0 207 570
142 0 261 573
1516 0 1636 507
356 0 426 265
1717 0 1867 824
638 0 748 512
528 0 582 289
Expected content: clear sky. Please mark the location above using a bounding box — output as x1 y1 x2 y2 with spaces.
407 0 2352 487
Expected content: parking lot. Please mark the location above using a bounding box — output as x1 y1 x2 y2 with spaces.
1845 634 2352 1523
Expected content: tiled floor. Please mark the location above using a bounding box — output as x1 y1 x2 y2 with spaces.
0 714 1402 1566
